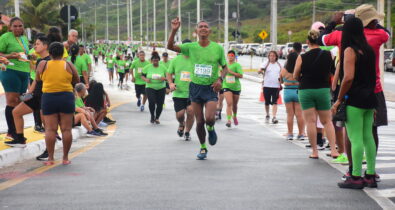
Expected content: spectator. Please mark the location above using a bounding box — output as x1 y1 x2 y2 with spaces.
85 82 108 124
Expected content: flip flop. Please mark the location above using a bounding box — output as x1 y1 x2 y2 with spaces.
44 161 55 166
309 155 319 159
62 160 71 165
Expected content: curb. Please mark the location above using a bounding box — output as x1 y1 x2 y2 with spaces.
0 127 85 168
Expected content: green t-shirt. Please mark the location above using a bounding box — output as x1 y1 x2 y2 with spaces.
131 59 150 85
75 97 85 108
81 53 92 65
167 55 193 98
93 49 100 56
28 48 38 80
160 60 171 69
125 60 132 69
142 64 167 90
0 32 30 72
68 56 88 76
105 56 115 68
116 59 126 73
222 62 243 91
180 41 226 85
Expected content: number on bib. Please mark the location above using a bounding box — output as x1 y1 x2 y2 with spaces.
138 68 143 73
194 64 213 78
152 74 161 80
226 75 236 83
180 71 191 82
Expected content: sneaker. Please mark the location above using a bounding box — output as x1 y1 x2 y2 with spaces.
338 176 365 189
305 144 312 148
375 173 381 182
150 119 155 124
208 128 218 146
36 150 49 161
233 117 239 126
140 105 145 112
94 128 108 136
103 117 116 125
331 154 349 164
155 119 160 125
137 98 141 107
265 115 270 123
197 148 208 160
87 130 102 137
363 172 378 188
226 121 231 128
34 125 45 133
184 132 191 141
5 138 26 148
272 117 278 124
287 134 293 140
297 134 306 141
4 133 14 140
98 121 108 127
177 125 184 137
342 171 351 181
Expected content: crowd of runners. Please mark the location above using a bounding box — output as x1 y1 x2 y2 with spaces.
0 3 390 190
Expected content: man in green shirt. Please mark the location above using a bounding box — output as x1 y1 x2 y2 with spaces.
130 51 150 111
104 53 115 84
168 18 229 160
79 45 92 78
93 47 100 65
166 39 195 141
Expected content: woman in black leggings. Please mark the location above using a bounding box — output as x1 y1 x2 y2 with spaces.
141 52 167 124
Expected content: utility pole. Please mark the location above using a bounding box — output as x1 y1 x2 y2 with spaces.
270 0 277 50
14 0 20 17
106 0 109 41
312 0 316 24
130 0 133 42
165 0 168 49
378 0 385 89
386 0 392 48
215 2 223 42
79 7 83 43
224 0 229 51
236 0 241 43
127 0 130 40
186 12 191 40
68 5 71 32
140 0 143 44
94 1 97 42
117 0 120 43
153 0 156 43
197 0 200 22
178 0 182 43
146 0 149 42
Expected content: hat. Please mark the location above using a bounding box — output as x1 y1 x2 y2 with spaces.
355 4 384 27
162 52 168 57
311 22 325 31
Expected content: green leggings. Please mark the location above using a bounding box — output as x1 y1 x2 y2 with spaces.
345 106 376 177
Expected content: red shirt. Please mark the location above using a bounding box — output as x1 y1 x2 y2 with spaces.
322 28 389 93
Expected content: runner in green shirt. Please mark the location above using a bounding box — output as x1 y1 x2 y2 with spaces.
93 48 100 65
168 17 229 160
115 55 126 89
141 52 167 124
124 56 132 86
104 54 115 84
166 39 195 141
130 51 150 111
222 50 243 128
160 52 172 94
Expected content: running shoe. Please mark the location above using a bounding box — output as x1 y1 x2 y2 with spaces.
341 171 351 181
208 128 218 146
363 172 378 188
36 150 49 161
177 125 185 137
296 134 306 141
140 105 145 112
265 115 270 123
272 117 278 124
233 117 239 126
184 132 191 141
226 121 231 128
317 144 326 150
34 125 45 133
338 176 364 189
5 137 26 148
305 144 312 148
375 173 381 182
331 154 348 164
98 122 108 128
287 134 293 140
197 148 208 160
87 130 102 137
155 119 160 125
94 128 108 136
103 117 116 125
137 98 141 107
4 133 14 140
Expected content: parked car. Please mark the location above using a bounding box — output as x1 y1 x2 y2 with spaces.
262 43 272 57
301 44 309 54
384 49 393 72
282 42 294 59
277 45 285 58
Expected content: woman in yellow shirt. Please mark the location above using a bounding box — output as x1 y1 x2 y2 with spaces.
36 42 79 165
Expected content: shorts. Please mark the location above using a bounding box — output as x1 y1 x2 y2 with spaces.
263 87 280 105
219 89 224 94
284 88 299 103
24 95 41 111
189 82 218 104
374 91 388 127
135 84 146 97
41 92 75 115
173 97 191 112
298 88 331 111
125 69 130 73
107 68 114 72
223 88 241 95
0 69 29 94
94 56 98 63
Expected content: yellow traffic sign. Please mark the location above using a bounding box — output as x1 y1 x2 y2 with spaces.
258 30 268 40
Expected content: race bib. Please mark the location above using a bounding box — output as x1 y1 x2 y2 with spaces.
125 63 130 67
194 64 212 78
152 74 161 80
120 66 125 70
19 53 29 62
109 60 113 64
226 75 236 83
180 71 191 82
138 68 143 73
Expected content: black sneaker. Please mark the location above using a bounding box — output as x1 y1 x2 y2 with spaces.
208 128 217 146
338 176 364 189
103 117 116 125
34 125 45 133
94 128 108 136
363 172 378 188
184 132 191 141
177 125 184 137
5 139 26 148
36 150 49 161
137 98 141 107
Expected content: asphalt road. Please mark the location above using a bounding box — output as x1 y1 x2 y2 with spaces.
0 62 382 209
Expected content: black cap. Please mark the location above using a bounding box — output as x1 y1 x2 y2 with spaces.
163 52 168 57
182 39 192 44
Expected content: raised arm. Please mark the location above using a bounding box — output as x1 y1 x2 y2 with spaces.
167 17 182 53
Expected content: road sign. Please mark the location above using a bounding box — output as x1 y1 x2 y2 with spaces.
258 30 268 40
60 5 78 23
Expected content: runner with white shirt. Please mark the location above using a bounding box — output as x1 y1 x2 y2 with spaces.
258 51 282 124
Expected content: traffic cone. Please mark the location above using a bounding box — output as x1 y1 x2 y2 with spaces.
259 91 264 102
277 94 283 105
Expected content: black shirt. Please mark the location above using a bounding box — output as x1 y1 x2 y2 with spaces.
299 48 333 89
346 48 377 109
33 56 51 96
